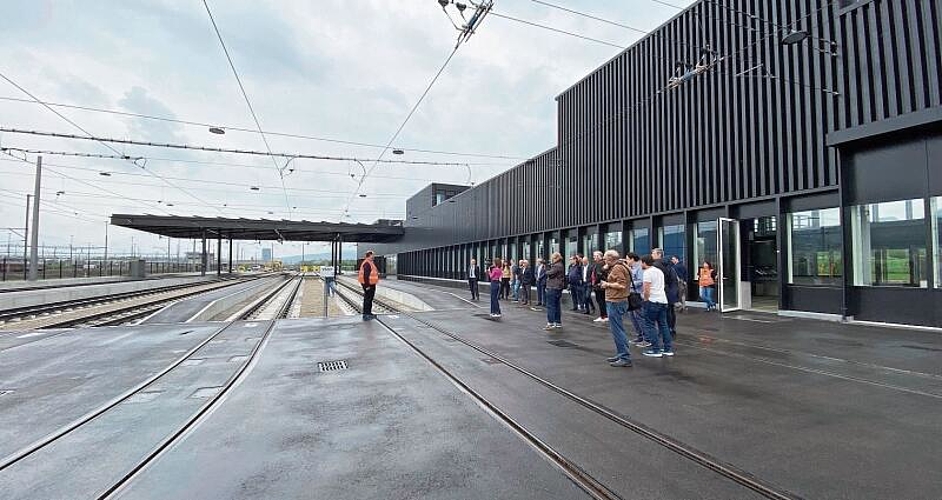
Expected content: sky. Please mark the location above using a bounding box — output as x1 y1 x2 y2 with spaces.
0 0 694 261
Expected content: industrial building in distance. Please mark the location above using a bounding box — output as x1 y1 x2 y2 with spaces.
368 0 942 328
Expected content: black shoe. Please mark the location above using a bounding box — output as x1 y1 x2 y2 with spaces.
609 359 633 367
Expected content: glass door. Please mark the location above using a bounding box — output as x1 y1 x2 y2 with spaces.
718 218 741 312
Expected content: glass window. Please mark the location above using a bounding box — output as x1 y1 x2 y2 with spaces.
565 234 578 260
851 199 928 287
603 231 622 252
549 236 559 255
659 224 686 262
535 238 545 261
693 221 718 268
582 233 596 256
522 241 531 262
933 198 942 288
629 228 650 254
787 208 842 286
509 242 517 262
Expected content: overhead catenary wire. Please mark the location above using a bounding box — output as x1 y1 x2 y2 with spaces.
344 44 462 214
1 150 173 217
0 96 527 161
202 0 292 216
0 71 223 215
0 135 476 168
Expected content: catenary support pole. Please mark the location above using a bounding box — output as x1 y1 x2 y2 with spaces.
216 233 221 276
201 230 207 277
228 238 233 273
28 156 41 281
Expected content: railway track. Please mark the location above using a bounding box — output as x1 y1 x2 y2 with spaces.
333 280 802 500
0 276 302 499
0 274 279 330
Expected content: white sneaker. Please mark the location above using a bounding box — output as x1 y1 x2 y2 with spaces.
544 323 554 330
553 323 563 328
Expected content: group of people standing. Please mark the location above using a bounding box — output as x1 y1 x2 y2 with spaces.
467 248 721 367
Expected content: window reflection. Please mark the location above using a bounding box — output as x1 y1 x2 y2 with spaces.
788 208 842 286
851 199 927 287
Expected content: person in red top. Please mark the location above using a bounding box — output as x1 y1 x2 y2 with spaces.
358 250 379 320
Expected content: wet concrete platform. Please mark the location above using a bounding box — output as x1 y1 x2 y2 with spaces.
0 277 939 498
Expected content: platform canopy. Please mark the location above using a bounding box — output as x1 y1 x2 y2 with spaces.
110 214 405 243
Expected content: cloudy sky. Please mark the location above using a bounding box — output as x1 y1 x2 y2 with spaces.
0 0 693 261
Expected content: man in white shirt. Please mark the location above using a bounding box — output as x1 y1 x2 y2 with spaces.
640 254 674 358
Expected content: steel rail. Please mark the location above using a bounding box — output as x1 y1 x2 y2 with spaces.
0 276 297 478
97 291 296 498
335 281 803 500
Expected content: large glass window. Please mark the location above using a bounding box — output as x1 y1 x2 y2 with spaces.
509 242 517 262
693 221 718 267
565 234 578 259
659 224 686 261
787 208 842 286
582 233 597 256
535 238 545 261
549 236 559 256
629 228 650 254
851 199 928 287
933 198 942 288
603 231 622 252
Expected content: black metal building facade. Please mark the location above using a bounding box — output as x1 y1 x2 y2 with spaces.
369 0 942 327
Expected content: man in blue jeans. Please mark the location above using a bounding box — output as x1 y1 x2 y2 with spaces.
640 254 674 358
600 250 632 367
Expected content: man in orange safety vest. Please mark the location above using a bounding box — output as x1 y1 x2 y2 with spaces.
358 250 379 320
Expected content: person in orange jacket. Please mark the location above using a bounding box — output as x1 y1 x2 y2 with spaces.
358 251 380 320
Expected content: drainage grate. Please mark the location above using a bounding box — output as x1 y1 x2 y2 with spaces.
547 339 579 348
318 360 348 372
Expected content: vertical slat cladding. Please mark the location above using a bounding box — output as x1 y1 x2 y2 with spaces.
867 3 886 120
856 2 873 124
925 0 942 107
905 0 927 110
798 0 812 191
892 0 914 115
722 0 734 203
879 0 899 118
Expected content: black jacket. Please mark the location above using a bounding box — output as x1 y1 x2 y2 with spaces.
520 266 535 285
588 262 608 290
653 259 680 304
468 265 481 281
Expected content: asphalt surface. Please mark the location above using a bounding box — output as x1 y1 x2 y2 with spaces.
142 276 280 323
114 317 589 500
1 277 939 499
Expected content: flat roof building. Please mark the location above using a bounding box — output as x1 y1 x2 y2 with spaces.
369 0 942 327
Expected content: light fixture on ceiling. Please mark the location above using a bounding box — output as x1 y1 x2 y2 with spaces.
99 172 111 177
209 126 226 135
250 186 260 191
359 194 367 198
392 149 405 155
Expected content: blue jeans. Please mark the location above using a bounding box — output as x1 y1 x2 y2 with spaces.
536 281 546 305
490 281 501 315
570 282 584 310
512 280 520 300
700 286 716 309
642 301 673 353
628 309 645 341
583 288 595 312
545 288 562 324
606 301 631 361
